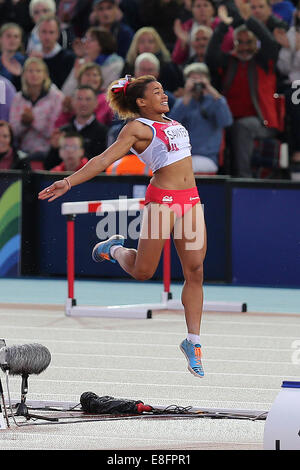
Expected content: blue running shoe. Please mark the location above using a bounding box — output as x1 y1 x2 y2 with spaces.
92 234 124 263
180 339 204 378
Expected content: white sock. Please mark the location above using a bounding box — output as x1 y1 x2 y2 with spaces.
110 244 123 259
187 333 201 345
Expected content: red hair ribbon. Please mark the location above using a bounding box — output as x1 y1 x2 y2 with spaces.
111 75 132 95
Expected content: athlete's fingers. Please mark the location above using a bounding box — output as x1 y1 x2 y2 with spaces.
38 185 56 198
47 193 60 202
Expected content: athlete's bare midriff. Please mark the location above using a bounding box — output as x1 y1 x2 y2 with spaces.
150 156 196 190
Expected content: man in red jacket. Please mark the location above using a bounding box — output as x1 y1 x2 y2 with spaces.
50 132 88 172
205 1 280 177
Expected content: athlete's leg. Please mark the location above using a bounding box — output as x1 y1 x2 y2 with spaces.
173 204 206 335
172 203 207 378
112 203 177 280
173 202 207 335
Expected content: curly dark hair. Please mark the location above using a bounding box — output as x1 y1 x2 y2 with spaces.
106 75 158 119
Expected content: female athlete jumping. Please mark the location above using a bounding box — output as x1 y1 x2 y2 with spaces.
39 75 207 377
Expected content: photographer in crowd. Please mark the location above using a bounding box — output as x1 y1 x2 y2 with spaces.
168 62 233 174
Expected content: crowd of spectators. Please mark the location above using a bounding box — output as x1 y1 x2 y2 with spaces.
0 0 299 179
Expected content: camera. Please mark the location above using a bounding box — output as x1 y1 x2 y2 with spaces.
193 82 205 94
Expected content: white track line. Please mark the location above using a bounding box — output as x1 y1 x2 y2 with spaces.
3 337 298 352
1 311 300 327
4 378 282 391
46 366 299 380
49 352 297 365
1 325 299 341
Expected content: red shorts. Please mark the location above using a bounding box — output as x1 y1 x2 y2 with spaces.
144 183 200 217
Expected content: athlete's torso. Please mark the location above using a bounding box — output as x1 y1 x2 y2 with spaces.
130 117 191 173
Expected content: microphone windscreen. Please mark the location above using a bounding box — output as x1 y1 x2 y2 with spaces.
0 343 51 375
80 391 145 414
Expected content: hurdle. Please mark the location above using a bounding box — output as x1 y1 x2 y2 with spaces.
61 197 247 319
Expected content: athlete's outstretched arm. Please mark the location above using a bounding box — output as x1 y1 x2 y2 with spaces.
38 122 142 202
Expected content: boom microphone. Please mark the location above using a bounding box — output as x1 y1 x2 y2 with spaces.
80 392 152 414
0 343 51 375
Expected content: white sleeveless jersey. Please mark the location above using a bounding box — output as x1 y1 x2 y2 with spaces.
130 117 191 172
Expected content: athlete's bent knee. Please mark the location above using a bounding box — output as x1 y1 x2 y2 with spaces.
133 268 155 281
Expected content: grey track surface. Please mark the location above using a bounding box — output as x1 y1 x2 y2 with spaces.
0 304 300 450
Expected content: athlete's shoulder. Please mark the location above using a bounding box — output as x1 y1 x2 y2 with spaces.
122 118 153 137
